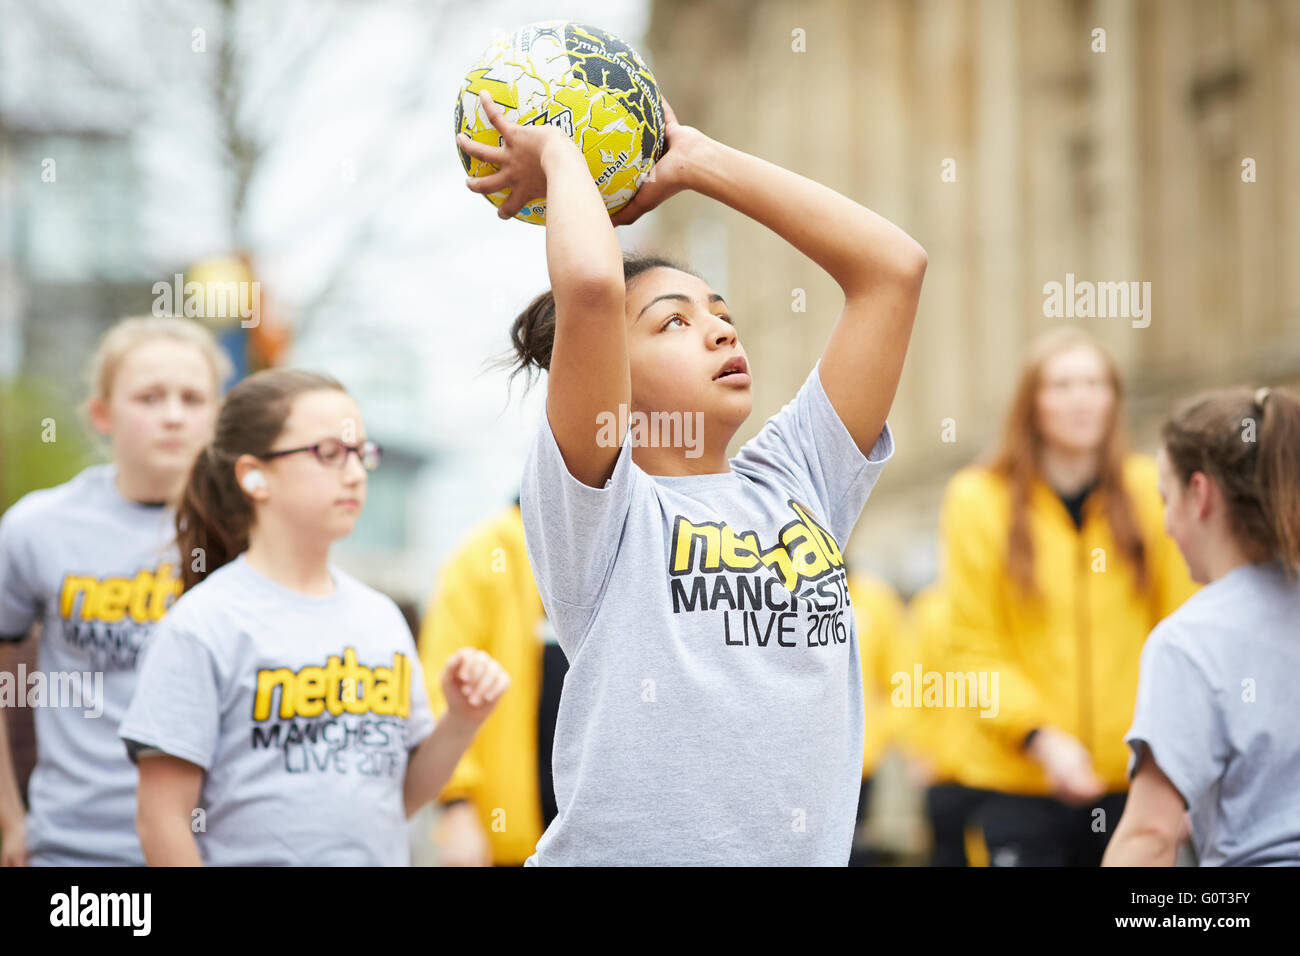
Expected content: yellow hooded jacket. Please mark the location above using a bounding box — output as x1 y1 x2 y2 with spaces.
418 505 548 866
847 574 906 779
939 455 1198 795
891 585 981 785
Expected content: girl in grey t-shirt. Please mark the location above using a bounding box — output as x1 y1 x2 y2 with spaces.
119 369 510 865
458 91 926 864
0 316 227 866
1104 385 1300 866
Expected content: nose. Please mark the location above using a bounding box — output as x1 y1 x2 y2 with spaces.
341 449 367 484
709 315 737 348
162 393 186 424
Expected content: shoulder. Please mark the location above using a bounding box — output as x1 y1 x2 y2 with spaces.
1 465 110 537
332 566 409 628
942 465 1006 513
1142 589 1229 678
162 559 248 637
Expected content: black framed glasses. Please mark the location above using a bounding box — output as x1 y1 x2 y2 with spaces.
263 438 382 471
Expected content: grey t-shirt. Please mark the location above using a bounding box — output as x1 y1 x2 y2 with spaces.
519 362 895 865
0 463 181 866
1126 559 1300 866
118 553 435 866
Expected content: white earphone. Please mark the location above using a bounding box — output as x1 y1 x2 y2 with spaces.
241 470 266 494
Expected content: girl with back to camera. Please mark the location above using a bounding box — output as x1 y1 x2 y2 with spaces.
1104 385 1300 866
119 369 509 865
0 316 225 866
457 89 926 865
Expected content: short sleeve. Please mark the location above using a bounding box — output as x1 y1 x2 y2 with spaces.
0 503 41 641
1125 625 1229 808
119 621 221 770
732 361 894 546
519 404 639 611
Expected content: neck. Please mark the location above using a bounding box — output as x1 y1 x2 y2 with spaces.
1039 445 1100 497
626 411 738 476
632 443 732 476
114 464 185 506
244 525 335 596
1201 531 1270 584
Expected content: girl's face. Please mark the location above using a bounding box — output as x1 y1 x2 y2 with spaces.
253 389 369 544
1157 446 1208 583
94 340 220 483
1035 344 1115 455
623 267 753 431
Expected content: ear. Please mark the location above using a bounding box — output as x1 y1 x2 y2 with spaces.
233 454 269 503
1187 471 1215 521
87 395 112 438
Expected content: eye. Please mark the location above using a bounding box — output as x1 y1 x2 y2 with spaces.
315 440 345 464
660 314 687 330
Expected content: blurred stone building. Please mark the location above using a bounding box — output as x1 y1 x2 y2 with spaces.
644 0 1300 590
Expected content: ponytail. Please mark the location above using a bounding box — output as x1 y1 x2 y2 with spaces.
1252 388 1300 576
176 368 347 592
177 445 254 592
1162 385 1300 579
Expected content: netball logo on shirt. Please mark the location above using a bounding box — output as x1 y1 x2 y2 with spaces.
250 648 415 777
252 648 413 720
667 500 854 650
56 563 182 670
669 500 843 592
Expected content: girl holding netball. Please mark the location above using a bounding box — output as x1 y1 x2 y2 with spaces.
1104 385 1300 866
0 316 227 866
119 369 509 865
458 89 926 864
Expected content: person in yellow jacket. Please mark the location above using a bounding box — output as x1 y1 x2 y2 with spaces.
845 571 905 866
418 498 562 866
940 327 1198 867
892 584 994 866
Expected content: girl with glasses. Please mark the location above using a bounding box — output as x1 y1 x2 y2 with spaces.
119 368 509 865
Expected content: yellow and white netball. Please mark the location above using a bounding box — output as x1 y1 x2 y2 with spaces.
454 21 666 225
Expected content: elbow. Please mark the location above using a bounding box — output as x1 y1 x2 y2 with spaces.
558 273 625 311
1127 815 1182 855
893 238 928 285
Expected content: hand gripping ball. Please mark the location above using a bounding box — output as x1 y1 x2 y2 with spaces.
454 20 666 224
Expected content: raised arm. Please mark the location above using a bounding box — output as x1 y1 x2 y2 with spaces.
612 103 927 455
460 90 628 488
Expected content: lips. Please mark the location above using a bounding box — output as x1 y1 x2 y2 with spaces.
713 356 750 381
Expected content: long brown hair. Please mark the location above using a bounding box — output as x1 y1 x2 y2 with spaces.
176 369 347 592
503 250 699 384
984 327 1147 596
1162 385 1300 579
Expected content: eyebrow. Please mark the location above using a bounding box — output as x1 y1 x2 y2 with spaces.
635 292 727 322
